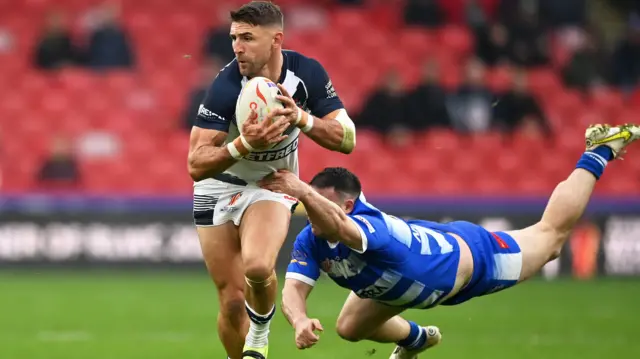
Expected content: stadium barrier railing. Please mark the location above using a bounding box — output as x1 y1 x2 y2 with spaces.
0 194 639 278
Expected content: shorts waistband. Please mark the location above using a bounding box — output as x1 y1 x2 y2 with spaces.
213 173 248 186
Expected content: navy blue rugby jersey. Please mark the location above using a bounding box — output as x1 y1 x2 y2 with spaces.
194 50 344 184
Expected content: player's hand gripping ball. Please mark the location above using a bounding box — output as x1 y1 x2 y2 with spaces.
275 83 304 126
236 77 291 149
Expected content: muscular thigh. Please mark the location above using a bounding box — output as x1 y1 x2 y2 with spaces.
239 200 293 266
197 223 244 292
505 222 559 282
337 292 405 338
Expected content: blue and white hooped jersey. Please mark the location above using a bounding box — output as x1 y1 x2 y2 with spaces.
193 50 344 184
286 193 461 309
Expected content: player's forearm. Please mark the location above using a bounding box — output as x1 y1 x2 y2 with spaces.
281 285 310 327
303 115 345 152
298 110 355 154
299 187 350 241
188 138 248 181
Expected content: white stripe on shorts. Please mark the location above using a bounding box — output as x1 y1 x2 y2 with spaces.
493 252 523 281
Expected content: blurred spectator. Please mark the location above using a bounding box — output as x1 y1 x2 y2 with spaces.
446 58 495 133
465 0 488 29
37 136 81 188
77 131 121 159
475 23 510 66
404 59 452 130
403 0 444 28
337 0 364 5
0 28 14 54
496 0 522 28
34 11 80 70
203 7 236 64
85 3 135 70
357 69 409 138
182 58 222 130
539 0 587 29
562 34 606 92
611 22 640 90
506 5 549 67
494 69 550 135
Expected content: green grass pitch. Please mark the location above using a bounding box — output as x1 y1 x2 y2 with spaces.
1 270 638 359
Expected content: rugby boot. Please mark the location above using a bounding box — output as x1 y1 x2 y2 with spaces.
585 124 640 159
389 326 442 359
242 345 268 359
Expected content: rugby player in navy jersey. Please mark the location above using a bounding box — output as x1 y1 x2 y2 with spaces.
259 124 640 358
187 2 356 358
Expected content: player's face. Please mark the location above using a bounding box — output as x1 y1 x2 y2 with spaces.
230 22 279 77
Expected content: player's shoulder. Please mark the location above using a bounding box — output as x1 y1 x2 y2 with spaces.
283 49 325 75
208 59 243 95
350 213 380 232
197 59 243 125
295 224 317 244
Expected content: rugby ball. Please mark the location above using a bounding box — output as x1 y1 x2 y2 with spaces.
235 77 285 149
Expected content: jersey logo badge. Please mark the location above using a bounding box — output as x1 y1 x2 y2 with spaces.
291 250 308 266
284 195 298 202
228 192 242 206
354 215 375 233
221 192 242 213
491 232 509 249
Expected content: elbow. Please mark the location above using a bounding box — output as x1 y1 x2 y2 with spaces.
339 144 354 154
337 129 356 154
187 156 204 182
189 169 203 182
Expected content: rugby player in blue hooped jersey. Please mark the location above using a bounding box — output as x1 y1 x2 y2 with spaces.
258 124 640 358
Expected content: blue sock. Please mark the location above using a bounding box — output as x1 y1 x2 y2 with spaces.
576 146 613 180
397 321 427 350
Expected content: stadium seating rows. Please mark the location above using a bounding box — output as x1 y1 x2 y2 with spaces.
2 1 640 195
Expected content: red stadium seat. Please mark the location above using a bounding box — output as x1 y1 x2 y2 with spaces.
438 25 473 58
486 66 512 93
4 2 640 196
588 87 625 119
399 29 437 59
528 68 562 96
415 129 464 153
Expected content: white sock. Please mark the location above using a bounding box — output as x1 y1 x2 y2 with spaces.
244 302 275 348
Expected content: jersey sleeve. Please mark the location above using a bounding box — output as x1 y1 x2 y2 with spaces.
305 59 344 118
193 71 236 132
285 228 321 286
347 214 389 253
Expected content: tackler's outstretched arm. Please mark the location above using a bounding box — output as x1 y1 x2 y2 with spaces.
259 170 366 252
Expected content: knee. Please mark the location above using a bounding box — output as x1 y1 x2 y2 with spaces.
336 315 365 342
218 286 246 323
244 259 276 282
548 247 562 262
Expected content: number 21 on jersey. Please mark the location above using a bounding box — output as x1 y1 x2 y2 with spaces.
410 224 454 255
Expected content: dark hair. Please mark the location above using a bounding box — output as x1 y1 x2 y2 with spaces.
230 1 284 27
310 167 362 198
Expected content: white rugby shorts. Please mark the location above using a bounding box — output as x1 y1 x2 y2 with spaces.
193 178 299 227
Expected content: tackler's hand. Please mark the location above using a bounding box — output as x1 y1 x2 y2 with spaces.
258 169 308 198
293 317 324 350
